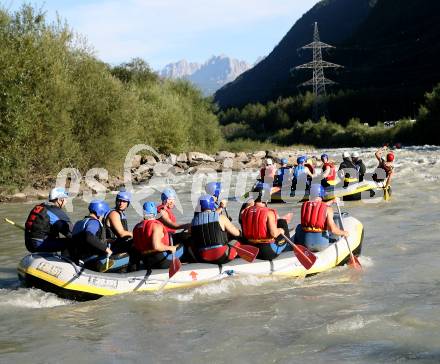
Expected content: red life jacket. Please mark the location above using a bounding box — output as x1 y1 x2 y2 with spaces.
157 204 176 233
301 201 328 232
133 219 170 254
241 206 277 243
322 162 336 181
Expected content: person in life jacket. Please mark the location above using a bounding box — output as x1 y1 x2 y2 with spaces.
292 156 314 194
132 201 184 270
157 187 191 246
373 147 395 189
338 152 357 188
294 184 349 252
320 154 337 188
240 182 293 260
351 151 366 182
24 187 72 253
259 158 277 185
104 190 133 253
274 158 292 188
205 182 228 216
191 195 241 264
71 200 112 263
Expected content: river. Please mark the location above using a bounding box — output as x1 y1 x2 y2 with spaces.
1 146 440 363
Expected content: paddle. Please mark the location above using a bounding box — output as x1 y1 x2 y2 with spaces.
384 186 391 201
105 243 111 271
169 251 181 279
281 234 317 270
335 199 362 270
228 243 259 263
4 218 25 231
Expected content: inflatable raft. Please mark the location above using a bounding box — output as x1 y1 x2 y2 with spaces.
17 214 364 301
269 180 389 203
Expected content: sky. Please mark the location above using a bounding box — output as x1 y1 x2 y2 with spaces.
5 0 321 70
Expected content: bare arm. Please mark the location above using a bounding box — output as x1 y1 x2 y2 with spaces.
108 211 132 238
267 211 284 238
322 165 331 179
375 148 384 162
159 209 189 230
151 225 176 252
326 207 349 237
220 215 241 237
385 170 394 188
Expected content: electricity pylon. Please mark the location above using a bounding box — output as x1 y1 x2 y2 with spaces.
295 22 343 119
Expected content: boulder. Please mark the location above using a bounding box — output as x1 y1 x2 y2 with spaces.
164 153 177 166
235 152 249 162
215 151 235 161
141 155 157 166
252 151 266 159
188 152 215 163
187 162 221 174
245 158 264 169
131 154 142 169
11 192 27 202
176 153 188 163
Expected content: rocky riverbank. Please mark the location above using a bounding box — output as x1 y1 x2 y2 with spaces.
0 148 313 203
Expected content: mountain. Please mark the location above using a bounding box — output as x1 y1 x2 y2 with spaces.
215 0 440 123
214 0 375 108
159 55 251 96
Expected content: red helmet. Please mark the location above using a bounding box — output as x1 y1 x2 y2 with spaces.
386 153 395 162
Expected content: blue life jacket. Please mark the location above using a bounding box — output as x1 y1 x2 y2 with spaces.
294 165 306 179
191 211 228 250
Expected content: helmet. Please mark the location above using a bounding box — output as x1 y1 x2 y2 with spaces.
342 152 350 158
116 190 131 203
297 156 306 164
321 153 329 161
351 151 360 158
386 152 395 162
143 201 157 216
266 158 273 165
161 187 176 202
49 187 68 201
281 158 288 165
309 184 325 199
253 182 271 203
198 195 216 211
205 182 222 199
88 200 110 218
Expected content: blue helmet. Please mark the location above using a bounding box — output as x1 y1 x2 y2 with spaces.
143 201 157 216
297 156 306 164
116 190 131 203
321 153 329 161
309 184 325 199
161 187 176 202
281 158 288 165
205 182 222 199
198 195 216 211
88 200 110 218
253 181 271 203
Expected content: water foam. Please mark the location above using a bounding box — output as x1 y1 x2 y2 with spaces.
0 288 71 309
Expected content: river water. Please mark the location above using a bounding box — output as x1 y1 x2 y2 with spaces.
1 146 440 363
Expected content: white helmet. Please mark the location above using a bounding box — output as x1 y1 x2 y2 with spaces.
266 158 273 165
342 152 350 158
351 151 360 158
49 187 68 201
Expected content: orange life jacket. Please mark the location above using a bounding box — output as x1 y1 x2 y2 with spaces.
133 219 170 254
241 205 277 243
157 204 176 233
301 201 328 232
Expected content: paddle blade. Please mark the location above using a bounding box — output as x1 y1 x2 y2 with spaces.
169 256 181 279
234 244 259 263
384 187 390 201
348 254 362 271
292 244 317 270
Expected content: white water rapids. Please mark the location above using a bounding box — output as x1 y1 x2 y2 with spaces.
0 146 439 363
